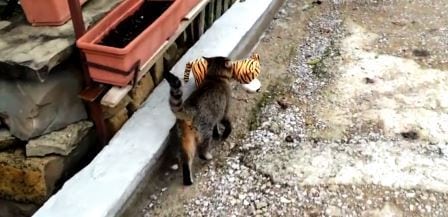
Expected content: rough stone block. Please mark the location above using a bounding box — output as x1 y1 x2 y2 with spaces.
25 121 93 157
128 73 155 112
0 129 18 150
0 127 95 204
105 109 128 135
0 64 87 140
0 149 64 204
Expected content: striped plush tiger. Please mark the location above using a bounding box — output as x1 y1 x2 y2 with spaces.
184 53 261 87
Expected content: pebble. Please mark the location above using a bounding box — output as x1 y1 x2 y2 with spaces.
326 205 343 216
256 201 268 209
170 164 179 171
239 194 246 200
280 197 291 204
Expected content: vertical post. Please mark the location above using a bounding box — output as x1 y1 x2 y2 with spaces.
216 0 223 18
207 0 215 26
67 0 90 86
68 0 109 147
197 11 205 37
152 58 165 85
187 19 196 45
223 0 229 11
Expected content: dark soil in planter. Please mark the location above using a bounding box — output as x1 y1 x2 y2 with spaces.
98 0 173 48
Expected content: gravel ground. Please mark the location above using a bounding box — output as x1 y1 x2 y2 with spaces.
135 1 448 216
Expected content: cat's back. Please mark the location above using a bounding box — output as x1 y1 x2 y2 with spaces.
185 79 230 108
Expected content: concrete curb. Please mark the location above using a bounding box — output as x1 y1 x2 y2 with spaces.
32 1 284 216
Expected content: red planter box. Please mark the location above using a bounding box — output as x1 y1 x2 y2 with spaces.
20 0 88 26
77 0 200 86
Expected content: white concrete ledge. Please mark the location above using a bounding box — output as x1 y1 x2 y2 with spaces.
33 0 280 216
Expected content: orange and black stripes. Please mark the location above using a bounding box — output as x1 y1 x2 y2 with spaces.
184 58 208 87
183 53 260 87
231 53 260 84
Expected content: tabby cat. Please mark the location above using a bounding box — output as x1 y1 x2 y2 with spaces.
164 56 233 185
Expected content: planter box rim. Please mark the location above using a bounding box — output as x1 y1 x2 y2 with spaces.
77 0 177 55
76 0 199 86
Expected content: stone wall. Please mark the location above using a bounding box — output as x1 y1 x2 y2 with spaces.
0 63 87 140
0 60 94 216
0 121 95 217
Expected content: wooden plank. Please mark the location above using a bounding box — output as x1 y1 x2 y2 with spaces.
101 0 210 107
185 0 210 20
223 0 230 11
206 1 215 28
216 0 223 18
198 11 206 37
151 58 165 85
79 85 108 102
101 85 133 107
187 18 196 44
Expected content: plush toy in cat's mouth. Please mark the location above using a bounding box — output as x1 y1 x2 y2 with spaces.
242 78 261 93
183 53 262 93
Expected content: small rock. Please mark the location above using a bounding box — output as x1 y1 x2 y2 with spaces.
170 164 179 170
277 99 290 109
401 131 419 140
249 205 256 214
285 135 294 143
312 0 322 5
280 197 290 203
420 192 428 200
229 142 236 149
309 188 320 197
405 192 415 198
364 77 375 84
391 21 406 26
326 205 343 216
412 49 430 57
301 4 312 11
239 194 246 200
230 198 238 205
255 201 268 209
278 9 286 16
269 123 281 134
